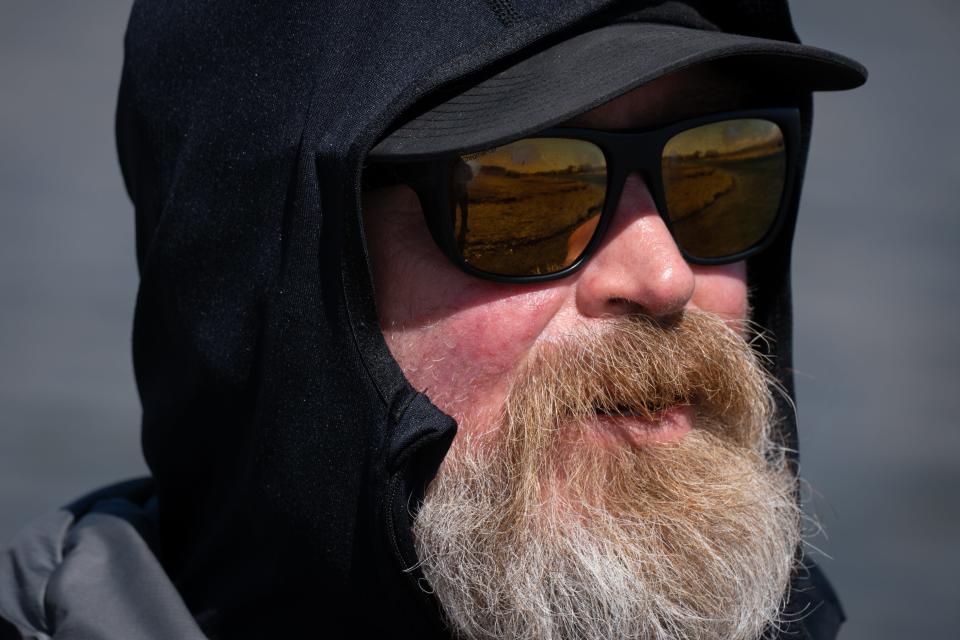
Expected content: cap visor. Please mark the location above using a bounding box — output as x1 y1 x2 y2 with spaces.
370 22 866 160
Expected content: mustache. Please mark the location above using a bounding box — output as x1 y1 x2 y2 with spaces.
501 310 777 452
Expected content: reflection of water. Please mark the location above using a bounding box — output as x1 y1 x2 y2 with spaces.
669 156 784 258
460 172 605 275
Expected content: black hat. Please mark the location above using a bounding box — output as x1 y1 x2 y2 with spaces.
370 21 866 161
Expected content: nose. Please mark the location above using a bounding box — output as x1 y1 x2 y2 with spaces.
574 173 695 318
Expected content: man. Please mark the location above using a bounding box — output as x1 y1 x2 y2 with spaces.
0 1 865 639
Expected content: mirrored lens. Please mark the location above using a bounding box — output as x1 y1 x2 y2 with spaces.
662 119 786 260
451 138 607 276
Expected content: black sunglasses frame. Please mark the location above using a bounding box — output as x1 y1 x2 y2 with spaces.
366 107 802 284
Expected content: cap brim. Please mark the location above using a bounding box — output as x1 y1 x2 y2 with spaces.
370 22 866 161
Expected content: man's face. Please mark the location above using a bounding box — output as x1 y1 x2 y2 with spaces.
362 63 800 640
364 65 751 443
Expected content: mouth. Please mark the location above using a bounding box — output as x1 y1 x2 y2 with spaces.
594 403 661 419
585 403 694 449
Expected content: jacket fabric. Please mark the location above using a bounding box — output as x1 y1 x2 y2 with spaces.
2 1 853 638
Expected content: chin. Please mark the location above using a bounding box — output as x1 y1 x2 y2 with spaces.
415 428 800 640
412 311 801 640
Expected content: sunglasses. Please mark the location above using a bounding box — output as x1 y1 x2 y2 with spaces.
365 107 801 283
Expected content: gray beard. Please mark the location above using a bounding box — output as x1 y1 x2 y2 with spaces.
412 312 802 640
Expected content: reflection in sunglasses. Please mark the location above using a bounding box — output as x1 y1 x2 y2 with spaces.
455 138 607 276
663 120 786 259
446 119 787 275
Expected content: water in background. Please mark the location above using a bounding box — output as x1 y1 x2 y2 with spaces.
1 1 957 637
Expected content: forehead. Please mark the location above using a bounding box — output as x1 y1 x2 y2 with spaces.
562 62 779 130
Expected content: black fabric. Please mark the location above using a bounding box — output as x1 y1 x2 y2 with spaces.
0 615 18 640
780 561 847 639
112 1 862 638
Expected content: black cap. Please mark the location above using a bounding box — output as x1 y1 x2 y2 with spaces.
370 22 866 161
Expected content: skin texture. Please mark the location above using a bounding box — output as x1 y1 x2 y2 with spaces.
363 64 752 437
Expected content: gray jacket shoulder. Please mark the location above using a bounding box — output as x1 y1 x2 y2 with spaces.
0 479 207 640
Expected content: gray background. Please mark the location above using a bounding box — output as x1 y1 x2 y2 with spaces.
1 2 956 638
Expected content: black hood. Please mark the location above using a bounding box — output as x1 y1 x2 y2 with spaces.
115 1 861 637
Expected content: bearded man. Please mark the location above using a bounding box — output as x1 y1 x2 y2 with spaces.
0 2 865 639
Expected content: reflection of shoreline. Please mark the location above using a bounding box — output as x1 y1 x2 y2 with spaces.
470 182 584 205
461 171 606 273
670 156 784 257
674 176 737 222
664 165 736 223
669 172 737 223
676 145 781 163
480 165 606 179
466 204 602 253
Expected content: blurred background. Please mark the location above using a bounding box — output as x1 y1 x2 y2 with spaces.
791 2 960 636
1 1 957 637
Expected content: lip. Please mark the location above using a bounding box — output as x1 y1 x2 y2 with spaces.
581 405 694 449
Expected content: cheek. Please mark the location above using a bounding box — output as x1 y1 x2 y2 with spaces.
689 261 748 321
363 187 566 423
384 290 566 429
362 186 440 313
